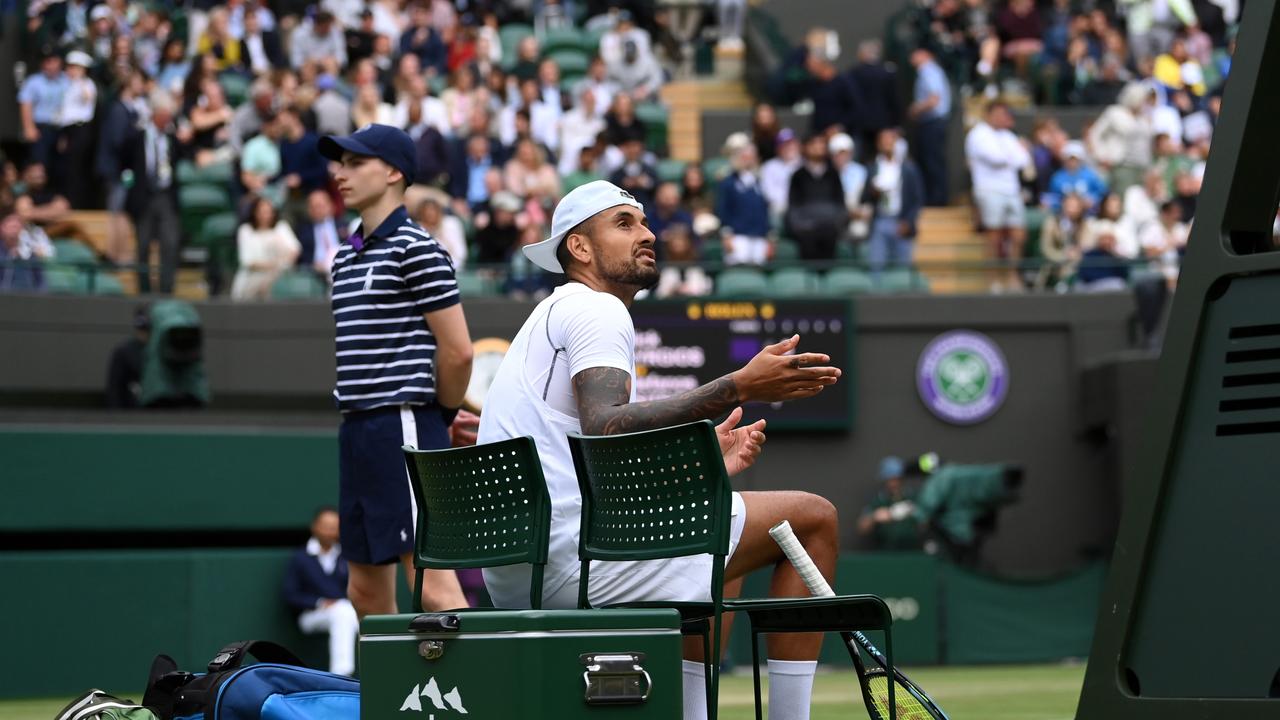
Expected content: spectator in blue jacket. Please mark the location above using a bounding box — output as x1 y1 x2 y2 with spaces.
400 2 448 78
862 128 925 280
1045 141 1108 213
283 506 356 676
277 108 328 200
715 141 772 265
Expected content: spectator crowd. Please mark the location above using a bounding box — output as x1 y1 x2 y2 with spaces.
0 0 1246 297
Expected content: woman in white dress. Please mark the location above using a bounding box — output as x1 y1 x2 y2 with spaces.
231 196 301 301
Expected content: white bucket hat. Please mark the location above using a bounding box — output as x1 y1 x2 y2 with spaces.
522 180 643 273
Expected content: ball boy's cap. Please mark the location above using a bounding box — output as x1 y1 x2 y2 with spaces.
522 180 644 273
318 124 417 186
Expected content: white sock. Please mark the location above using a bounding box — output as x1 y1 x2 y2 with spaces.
766 659 818 720
682 659 708 720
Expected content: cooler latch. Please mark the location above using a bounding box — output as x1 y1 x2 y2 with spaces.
580 652 652 705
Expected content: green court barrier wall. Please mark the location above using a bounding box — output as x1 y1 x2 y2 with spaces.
725 553 942 668
0 428 337 531
0 550 327 698
0 550 1104 699
942 562 1105 664
724 554 1102 670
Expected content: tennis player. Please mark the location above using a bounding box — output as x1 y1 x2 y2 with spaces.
319 124 474 618
477 180 841 720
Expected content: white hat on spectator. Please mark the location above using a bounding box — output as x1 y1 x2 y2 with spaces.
1181 62 1205 89
65 50 93 69
722 132 751 155
523 180 643 273
828 133 855 155
1062 141 1087 161
90 5 112 21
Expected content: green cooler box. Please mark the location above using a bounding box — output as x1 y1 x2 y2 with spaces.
359 609 683 719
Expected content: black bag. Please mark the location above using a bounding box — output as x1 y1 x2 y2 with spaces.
144 640 358 720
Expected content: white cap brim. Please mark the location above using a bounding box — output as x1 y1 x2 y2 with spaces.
522 233 568 273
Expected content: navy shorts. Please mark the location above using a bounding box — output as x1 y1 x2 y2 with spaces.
338 404 449 565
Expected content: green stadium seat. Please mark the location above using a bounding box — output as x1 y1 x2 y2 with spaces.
715 267 769 296
580 26 607 54
702 157 731 183
218 73 250 107
271 269 327 299
822 267 874 295
1024 206 1047 261
500 24 534 53
92 272 126 295
456 269 497 297
177 160 234 187
836 241 858 261
180 185 232 242
199 211 240 249
700 238 724 265
771 238 801 266
657 158 688 185
51 238 97 265
635 102 669 151
768 267 816 296
546 48 590 76
42 264 91 294
879 267 930 293
540 26 583 55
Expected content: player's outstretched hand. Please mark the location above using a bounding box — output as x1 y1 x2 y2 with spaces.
731 334 841 403
449 409 481 447
717 406 767 476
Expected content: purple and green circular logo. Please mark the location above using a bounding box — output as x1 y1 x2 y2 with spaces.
916 331 1009 425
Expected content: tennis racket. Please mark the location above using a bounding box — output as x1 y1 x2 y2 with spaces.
769 521 948 720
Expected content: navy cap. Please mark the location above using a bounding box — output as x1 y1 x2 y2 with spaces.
318 124 416 186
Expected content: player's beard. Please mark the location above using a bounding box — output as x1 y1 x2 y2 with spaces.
601 252 659 289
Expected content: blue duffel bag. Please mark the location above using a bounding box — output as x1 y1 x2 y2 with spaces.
144 641 358 720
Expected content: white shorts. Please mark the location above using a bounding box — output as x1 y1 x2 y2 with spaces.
975 191 1025 230
543 491 749 608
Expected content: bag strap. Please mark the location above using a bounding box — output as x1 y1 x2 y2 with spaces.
142 655 187 720
56 690 110 720
206 640 308 673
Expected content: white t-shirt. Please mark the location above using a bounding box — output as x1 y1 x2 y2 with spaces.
478 282 636 606
965 121 1030 197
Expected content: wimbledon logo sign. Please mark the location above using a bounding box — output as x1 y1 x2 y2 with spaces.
916 330 1009 425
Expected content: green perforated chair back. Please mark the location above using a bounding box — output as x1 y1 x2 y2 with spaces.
569 420 731 582
403 436 551 610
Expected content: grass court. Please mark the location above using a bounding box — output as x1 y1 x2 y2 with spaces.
10 662 1084 719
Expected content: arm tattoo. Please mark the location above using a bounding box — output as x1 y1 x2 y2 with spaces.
573 367 739 435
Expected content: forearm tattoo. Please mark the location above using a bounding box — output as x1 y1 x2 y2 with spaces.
573 367 739 435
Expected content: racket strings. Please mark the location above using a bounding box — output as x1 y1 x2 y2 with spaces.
865 672 938 720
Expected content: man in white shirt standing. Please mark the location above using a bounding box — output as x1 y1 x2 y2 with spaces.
478 180 843 720
59 50 98 209
965 100 1032 289
760 128 800 222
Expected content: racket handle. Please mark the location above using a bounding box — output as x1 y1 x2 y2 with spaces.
769 520 835 597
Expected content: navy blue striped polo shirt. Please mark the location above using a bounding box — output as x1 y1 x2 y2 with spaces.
330 205 459 413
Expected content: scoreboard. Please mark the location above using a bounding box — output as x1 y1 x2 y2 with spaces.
630 298 855 431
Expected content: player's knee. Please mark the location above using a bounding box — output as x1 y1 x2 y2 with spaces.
801 493 839 542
